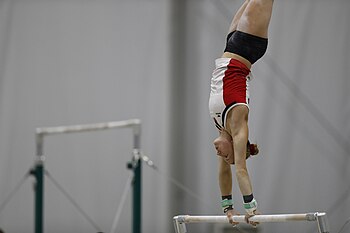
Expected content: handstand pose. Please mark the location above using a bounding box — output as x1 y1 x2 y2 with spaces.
209 0 274 226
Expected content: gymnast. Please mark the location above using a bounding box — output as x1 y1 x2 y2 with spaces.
208 0 274 227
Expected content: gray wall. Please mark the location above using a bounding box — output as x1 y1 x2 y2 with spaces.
0 0 349 233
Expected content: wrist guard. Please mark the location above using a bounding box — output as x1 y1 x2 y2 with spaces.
221 195 234 213
243 198 258 215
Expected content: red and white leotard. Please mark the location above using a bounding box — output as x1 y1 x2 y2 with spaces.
209 58 252 130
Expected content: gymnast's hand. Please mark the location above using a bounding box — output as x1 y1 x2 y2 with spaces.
226 208 240 226
245 209 261 227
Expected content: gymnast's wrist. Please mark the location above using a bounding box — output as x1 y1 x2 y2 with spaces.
243 198 258 215
221 195 234 213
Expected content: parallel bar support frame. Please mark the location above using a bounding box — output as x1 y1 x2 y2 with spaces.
33 119 142 233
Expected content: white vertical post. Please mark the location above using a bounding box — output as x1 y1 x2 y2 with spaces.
316 212 330 233
173 216 187 233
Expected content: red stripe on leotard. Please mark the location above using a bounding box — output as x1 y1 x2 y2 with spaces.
222 59 250 106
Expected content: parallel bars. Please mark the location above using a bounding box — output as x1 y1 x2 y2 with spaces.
33 119 142 233
173 212 330 233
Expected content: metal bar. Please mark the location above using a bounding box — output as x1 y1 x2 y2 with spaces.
36 119 141 136
132 129 142 233
32 158 45 233
133 159 142 233
35 119 141 156
177 213 319 223
173 213 329 233
316 212 330 233
173 216 187 233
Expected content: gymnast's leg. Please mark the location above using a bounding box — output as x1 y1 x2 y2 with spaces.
213 0 249 165
227 0 250 33
237 0 274 38
228 0 274 196
216 1 252 225
225 0 274 224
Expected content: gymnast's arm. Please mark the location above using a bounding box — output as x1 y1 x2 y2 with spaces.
218 157 232 197
218 158 240 225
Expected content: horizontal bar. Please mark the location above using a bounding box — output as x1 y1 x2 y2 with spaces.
36 119 141 136
174 212 325 224
173 212 329 233
35 119 141 156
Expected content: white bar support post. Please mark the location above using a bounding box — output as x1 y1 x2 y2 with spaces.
173 216 187 233
316 212 330 233
173 212 330 233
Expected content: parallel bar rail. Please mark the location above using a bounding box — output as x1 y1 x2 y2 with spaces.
36 119 141 156
36 119 141 135
173 212 329 233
